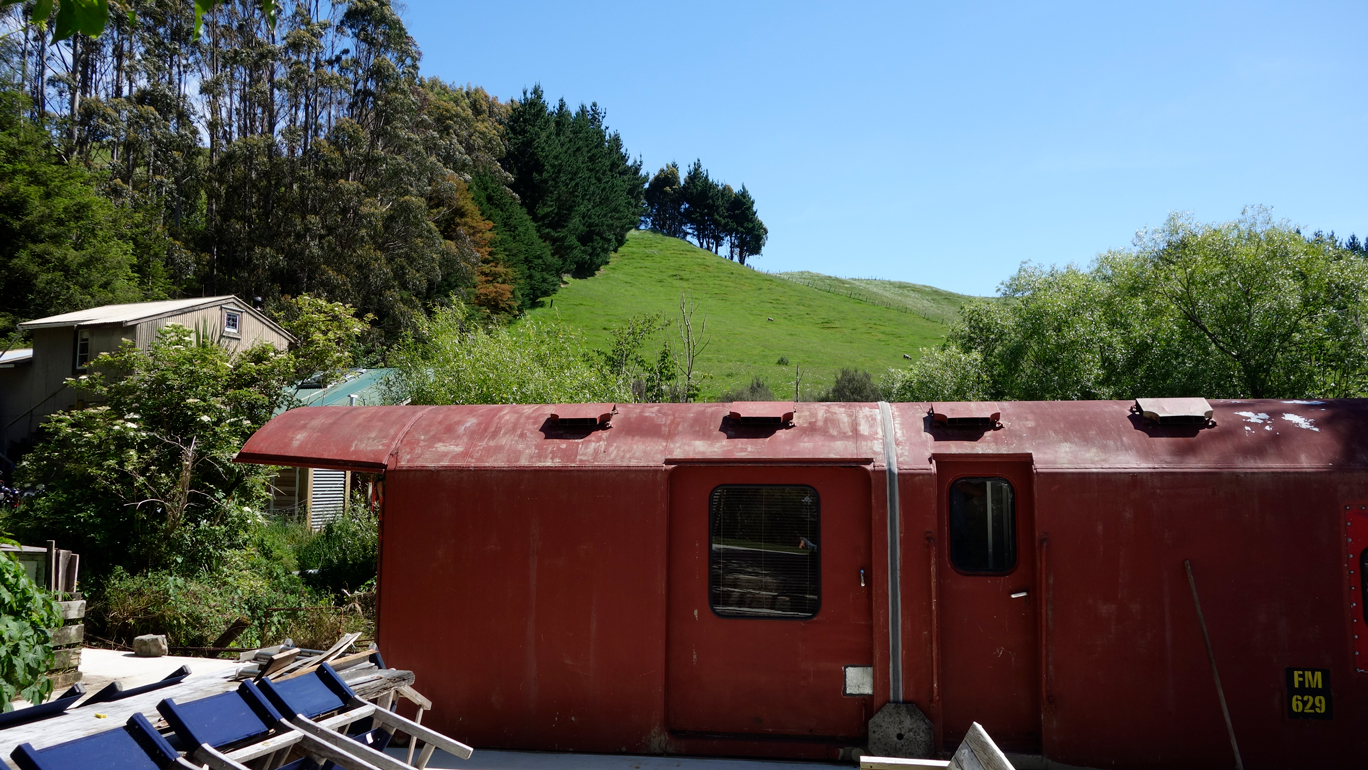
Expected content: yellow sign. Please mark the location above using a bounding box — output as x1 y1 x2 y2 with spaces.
1285 667 1332 720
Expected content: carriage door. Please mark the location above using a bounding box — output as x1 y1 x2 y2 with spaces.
936 459 1040 752
666 465 874 740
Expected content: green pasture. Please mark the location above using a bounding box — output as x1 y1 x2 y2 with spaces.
523 230 976 400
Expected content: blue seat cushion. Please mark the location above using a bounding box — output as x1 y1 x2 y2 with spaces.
157 683 281 750
11 713 177 770
258 665 356 719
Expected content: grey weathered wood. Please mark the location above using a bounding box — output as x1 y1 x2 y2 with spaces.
416 742 437 770
58 600 85 620
860 759 951 769
224 730 304 763
45 669 83 690
396 685 431 710
212 617 252 649
195 743 254 770
289 727 387 770
49 623 83 647
50 648 79 669
259 648 300 678
290 717 409 770
948 723 1013 770
365 708 473 760
274 632 361 681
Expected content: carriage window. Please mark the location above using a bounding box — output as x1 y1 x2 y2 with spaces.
710 485 820 619
949 477 1016 573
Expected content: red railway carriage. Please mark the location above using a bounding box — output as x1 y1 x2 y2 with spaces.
236 398 1368 768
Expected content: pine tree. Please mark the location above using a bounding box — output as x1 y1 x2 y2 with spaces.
644 162 686 238
725 185 768 266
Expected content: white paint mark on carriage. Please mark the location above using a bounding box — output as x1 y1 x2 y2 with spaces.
1281 413 1320 431
1235 411 1271 424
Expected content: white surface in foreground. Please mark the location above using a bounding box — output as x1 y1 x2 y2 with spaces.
79 646 239 695
389 747 846 770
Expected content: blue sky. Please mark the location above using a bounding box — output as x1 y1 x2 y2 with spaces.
400 1 1367 296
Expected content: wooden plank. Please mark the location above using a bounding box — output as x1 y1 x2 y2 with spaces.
259 648 300 678
212 617 252 649
329 649 376 672
273 632 361 681
58 600 85 620
50 648 79 670
45 669 83 691
950 723 1014 770
397 685 431 711
861 759 951 770
49 623 83 647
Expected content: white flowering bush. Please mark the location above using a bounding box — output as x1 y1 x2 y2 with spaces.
4 324 294 579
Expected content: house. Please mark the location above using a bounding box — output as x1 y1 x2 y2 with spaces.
268 368 395 529
0 296 292 465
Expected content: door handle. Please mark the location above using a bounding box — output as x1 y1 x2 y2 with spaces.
1010 590 1028 599
860 568 866 587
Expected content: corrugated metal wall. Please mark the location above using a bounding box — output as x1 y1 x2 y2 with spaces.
310 469 347 529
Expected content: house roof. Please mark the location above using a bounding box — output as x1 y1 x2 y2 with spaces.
0 348 33 366
284 369 397 413
18 296 294 342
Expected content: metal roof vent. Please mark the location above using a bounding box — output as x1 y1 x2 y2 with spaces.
728 402 795 426
1134 397 1214 426
549 403 616 429
930 402 1002 429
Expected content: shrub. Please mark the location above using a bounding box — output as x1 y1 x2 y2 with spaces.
387 302 628 406
94 545 321 650
816 368 881 402
719 377 774 402
297 508 378 597
0 545 62 709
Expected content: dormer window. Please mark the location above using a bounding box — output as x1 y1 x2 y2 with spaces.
224 310 241 335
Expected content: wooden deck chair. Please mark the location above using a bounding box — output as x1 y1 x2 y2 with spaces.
0 685 85 731
257 664 473 769
86 665 191 705
158 680 382 770
10 712 203 770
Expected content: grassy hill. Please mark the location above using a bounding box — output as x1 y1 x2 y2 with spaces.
523 231 979 401
771 272 975 326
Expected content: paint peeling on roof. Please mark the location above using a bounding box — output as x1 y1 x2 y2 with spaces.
1280 413 1319 431
1235 411 1271 424
1282 400 1325 405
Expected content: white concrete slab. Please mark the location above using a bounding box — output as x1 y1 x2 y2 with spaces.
78 646 239 696
388 747 847 770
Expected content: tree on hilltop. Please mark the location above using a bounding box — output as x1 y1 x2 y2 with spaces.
644 163 687 238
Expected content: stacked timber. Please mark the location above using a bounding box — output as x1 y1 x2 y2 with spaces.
45 600 84 691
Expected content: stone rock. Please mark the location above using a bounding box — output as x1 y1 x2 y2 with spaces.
867 701 935 758
133 634 168 657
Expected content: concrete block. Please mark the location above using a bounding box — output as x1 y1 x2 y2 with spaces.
868 701 935 759
133 634 168 657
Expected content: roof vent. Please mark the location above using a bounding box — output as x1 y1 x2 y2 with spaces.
729 402 795 426
930 402 1002 429
1134 397 1214 426
549 403 616 429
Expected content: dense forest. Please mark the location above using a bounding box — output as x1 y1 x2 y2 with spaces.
0 0 768 345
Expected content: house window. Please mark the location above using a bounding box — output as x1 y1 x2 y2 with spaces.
224 310 241 335
709 484 820 619
75 330 91 370
949 477 1016 573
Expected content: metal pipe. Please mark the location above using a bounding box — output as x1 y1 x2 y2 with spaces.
1185 559 1244 770
1039 534 1053 707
